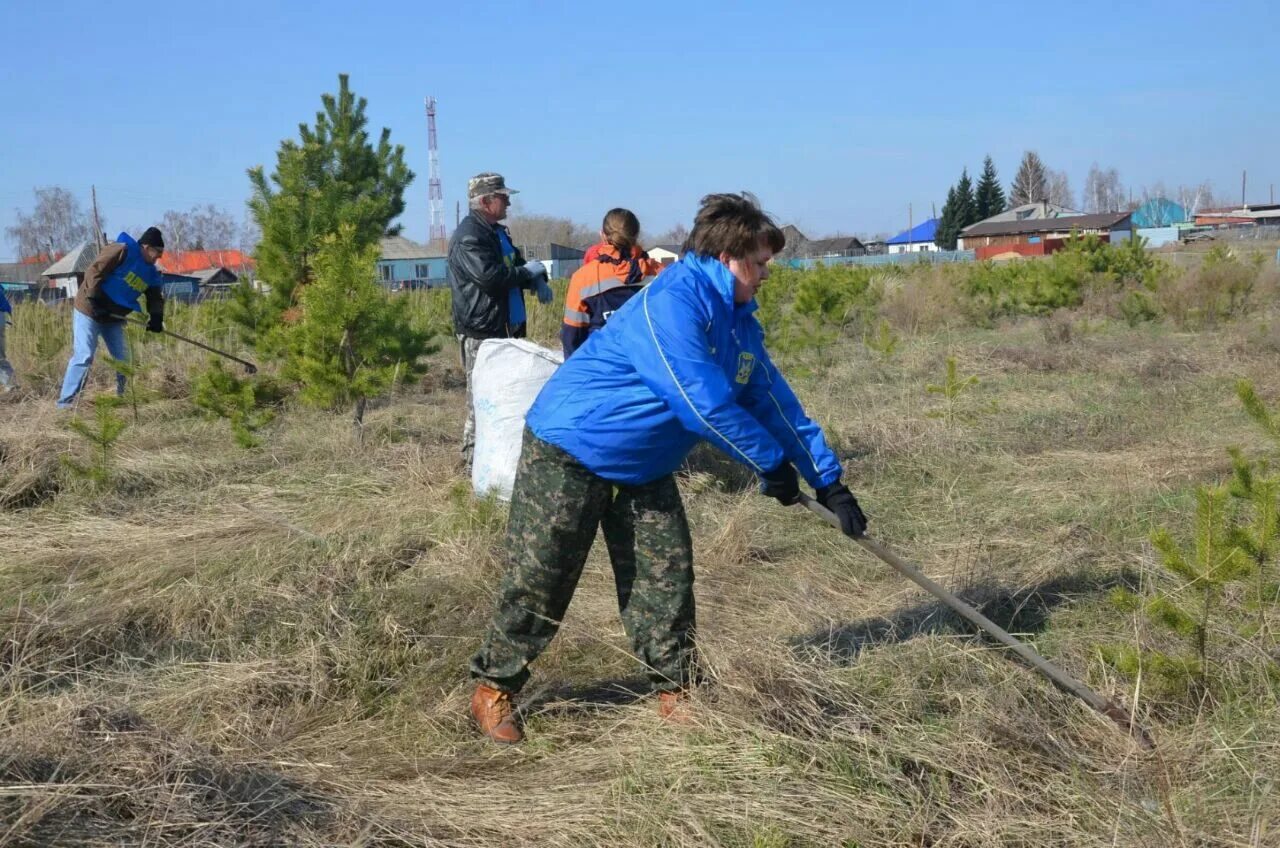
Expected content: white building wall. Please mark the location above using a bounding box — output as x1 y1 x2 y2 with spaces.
887 242 939 254
546 259 583 279
51 274 79 298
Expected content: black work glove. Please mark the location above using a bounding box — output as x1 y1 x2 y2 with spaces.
759 462 800 505
817 481 868 537
146 312 164 333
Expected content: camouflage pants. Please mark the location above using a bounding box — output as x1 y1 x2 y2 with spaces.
457 335 485 466
470 430 696 694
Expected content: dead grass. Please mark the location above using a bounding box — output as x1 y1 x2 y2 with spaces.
877 267 966 335
1 293 1278 846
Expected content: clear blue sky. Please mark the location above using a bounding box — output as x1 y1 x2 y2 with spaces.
2 0 1276 258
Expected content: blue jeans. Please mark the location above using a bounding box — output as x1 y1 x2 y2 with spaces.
0 321 15 389
57 310 128 407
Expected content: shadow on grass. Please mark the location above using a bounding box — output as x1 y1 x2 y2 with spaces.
520 676 656 717
678 442 756 491
789 567 1138 666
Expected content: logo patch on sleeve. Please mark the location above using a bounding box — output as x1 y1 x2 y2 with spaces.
735 351 756 384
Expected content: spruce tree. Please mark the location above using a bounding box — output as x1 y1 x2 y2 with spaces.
1009 150 1049 207
935 169 978 251
283 224 437 434
975 155 1007 220
935 184 960 251
247 74 413 326
955 168 977 230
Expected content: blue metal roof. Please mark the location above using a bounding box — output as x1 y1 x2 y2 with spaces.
886 218 939 245
1131 198 1187 228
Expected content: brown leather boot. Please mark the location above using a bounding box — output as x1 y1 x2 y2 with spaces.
657 690 693 723
470 683 522 743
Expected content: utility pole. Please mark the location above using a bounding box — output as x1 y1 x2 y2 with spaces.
91 185 104 248
456 200 460 227
1241 170 1247 208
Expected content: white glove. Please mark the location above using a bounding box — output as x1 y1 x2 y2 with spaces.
524 261 548 283
536 279 554 305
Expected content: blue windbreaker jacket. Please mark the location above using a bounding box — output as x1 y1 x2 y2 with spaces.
526 252 843 488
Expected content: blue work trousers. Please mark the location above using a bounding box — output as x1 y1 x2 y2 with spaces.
57 309 128 407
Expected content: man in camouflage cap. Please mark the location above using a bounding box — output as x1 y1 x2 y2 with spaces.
468 193 868 743
447 172 552 468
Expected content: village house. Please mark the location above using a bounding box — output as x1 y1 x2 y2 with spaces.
377 236 448 290
957 211 1134 259
886 218 940 254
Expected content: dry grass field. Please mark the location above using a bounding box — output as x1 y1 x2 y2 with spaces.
1 256 1279 846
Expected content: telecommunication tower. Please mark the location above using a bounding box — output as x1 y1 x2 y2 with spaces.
425 97 445 246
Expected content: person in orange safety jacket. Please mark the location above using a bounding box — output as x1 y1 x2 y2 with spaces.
561 208 664 357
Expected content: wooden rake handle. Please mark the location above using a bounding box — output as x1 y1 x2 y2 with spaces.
130 317 258 374
796 492 1153 749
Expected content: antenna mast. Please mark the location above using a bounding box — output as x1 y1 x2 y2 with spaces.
425 97 445 247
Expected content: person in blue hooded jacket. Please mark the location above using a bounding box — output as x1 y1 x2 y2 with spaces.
467 192 868 743
56 227 167 408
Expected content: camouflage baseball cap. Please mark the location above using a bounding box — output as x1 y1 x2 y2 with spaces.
468 172 520 200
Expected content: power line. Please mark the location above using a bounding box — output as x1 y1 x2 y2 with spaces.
0 185 252 210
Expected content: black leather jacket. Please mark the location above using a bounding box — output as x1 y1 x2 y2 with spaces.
447 211 532 339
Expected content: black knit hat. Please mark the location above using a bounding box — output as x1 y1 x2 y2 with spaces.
139 227 165 250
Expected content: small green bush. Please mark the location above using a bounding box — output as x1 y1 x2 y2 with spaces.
959 256 1084 320
1118 289 1159 326
862 319 899 360
757 264 880 366
1157 246 1266 328
192 360 283 448
957 235 1165 323
63 395 130 488
1104 485 1253 700
925 356 979 426
1101 380 1280 703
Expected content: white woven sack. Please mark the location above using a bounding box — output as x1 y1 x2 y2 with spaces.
470 338 563 500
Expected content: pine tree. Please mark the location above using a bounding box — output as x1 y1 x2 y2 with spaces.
1230 381 1280 630
193 360 280 449
1101 380 1280 702
975 155 1007 220
1009 150 1049 207
221 277 271 350
63 395 129 488
247 74 413 327
283 224 438 434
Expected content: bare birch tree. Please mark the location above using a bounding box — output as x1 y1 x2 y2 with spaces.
1083 163 1124 213
1047 169 1076 210
5 186 96 258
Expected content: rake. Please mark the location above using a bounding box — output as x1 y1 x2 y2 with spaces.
797 492 1154 749
130 318 258 374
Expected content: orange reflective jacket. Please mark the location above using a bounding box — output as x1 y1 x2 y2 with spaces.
562 245 663 357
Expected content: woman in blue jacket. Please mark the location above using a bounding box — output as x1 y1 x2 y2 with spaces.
468 193 868 743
